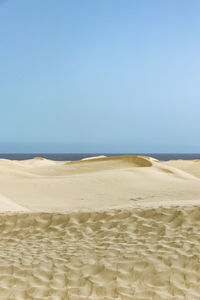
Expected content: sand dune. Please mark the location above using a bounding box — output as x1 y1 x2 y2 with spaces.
0 155 200 299
0 155 200 211
163 159 200 179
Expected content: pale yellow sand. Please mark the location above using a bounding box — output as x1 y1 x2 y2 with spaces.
0 155 200 211
0 193 29 212
0 155 200 299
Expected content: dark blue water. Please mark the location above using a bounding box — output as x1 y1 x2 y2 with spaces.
0 153 200 161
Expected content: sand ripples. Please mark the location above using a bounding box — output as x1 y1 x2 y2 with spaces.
0 205 199 299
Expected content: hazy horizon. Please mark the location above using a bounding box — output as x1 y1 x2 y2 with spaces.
0 142 200 154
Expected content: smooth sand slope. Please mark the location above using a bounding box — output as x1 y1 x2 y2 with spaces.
0 193 29 212
0 155 200 299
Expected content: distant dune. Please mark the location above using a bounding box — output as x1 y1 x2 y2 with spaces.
0 155 199 211
0 155 200 299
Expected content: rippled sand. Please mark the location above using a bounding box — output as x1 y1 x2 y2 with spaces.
0 155 200 299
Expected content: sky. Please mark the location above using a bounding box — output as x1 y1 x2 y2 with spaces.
0 0 200 153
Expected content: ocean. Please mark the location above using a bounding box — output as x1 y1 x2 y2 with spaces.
0 153 199 161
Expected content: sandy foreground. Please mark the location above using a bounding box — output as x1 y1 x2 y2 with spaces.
0 155 200 299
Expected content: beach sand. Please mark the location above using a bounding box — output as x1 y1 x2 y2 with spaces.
0 155 200 299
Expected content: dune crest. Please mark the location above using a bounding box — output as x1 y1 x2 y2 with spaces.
81 155 107 160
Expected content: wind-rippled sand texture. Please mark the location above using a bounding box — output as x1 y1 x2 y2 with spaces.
0 206 200 299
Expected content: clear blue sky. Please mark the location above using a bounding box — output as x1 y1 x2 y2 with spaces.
0 0 200 153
